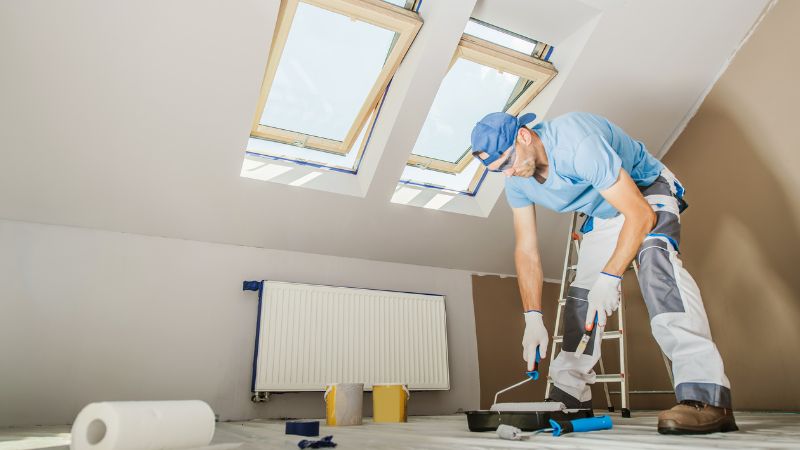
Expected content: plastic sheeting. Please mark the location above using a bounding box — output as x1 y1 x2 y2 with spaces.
2 412 799 450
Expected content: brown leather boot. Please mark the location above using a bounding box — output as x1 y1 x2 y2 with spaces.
658 400 739 434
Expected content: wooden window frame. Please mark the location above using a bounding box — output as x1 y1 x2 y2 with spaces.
406 35 557 176
250 0 422 156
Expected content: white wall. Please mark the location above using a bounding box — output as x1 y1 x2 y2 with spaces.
0 0 770 279
0 219 479 427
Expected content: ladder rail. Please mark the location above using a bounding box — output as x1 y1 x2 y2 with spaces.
544 213 577 400
545 212 674 418
618 275 629 415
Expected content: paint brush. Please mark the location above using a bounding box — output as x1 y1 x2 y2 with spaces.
574 313 598 358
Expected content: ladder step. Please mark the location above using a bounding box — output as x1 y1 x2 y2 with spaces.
609 390 673 395
548 374 624 383
595 374 624 383
552 331 622 343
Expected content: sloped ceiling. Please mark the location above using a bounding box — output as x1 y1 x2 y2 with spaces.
0 0 769 278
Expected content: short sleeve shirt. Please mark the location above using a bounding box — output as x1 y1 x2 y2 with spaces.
505 112 664 219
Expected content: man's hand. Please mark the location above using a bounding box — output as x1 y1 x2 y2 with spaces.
522 310 549 370
585 272 622 329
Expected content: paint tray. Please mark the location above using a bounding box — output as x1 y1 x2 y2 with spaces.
464 407 593 432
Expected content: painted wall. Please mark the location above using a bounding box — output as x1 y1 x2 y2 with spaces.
0 0 769 278
0 219 480 427
472 275 675 411
661 0 800 411
472 275 560 409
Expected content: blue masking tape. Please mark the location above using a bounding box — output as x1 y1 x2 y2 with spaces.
286 420 320 437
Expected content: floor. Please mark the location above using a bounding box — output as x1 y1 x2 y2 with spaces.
2 412 799 450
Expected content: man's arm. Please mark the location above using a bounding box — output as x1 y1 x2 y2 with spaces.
512 205 544 311
598 169 657 276
513 204 550 363
583 169 656 329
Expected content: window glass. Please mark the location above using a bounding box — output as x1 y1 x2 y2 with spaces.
464 19 536 55
400 159 485 194
248 108 371 171
411 58 522 163
259 2 396 141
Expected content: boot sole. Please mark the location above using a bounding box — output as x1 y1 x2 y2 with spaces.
658 419 739 435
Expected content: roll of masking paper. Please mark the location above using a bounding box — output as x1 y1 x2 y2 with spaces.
70 400 215 450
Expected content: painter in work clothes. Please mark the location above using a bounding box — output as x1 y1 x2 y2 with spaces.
470 111 737 434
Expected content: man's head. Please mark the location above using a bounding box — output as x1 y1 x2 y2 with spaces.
470 112 539 176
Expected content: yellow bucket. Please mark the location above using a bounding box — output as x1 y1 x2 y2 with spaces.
324 383 363 426
372 383 410 423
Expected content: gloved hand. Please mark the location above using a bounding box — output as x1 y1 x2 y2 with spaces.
585 272 622 329
522 310 549 370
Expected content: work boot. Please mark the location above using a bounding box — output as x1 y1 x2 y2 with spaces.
657 400 738 434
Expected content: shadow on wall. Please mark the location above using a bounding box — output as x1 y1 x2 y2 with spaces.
663 105 800 411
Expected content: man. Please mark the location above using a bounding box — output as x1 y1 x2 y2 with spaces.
470 111 736 434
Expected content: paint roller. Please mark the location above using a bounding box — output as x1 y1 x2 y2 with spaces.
496 416 613 440
490 346 567 413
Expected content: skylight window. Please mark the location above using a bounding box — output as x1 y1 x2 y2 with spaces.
259 3 394 143
464 19 536 55
401 30 556 195
465 18 554 61
411 58 521 164
247 0 421 172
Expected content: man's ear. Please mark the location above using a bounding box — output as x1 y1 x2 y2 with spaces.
516 127 532 145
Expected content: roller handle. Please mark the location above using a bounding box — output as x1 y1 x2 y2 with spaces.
549 415 613 436
525 346 541 380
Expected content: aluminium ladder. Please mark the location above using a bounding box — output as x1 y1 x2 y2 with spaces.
543 212 674 418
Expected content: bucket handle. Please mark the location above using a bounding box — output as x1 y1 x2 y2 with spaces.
402 385 410 400
324 385 333 401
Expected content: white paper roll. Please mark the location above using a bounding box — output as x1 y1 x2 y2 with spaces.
70 400 215 450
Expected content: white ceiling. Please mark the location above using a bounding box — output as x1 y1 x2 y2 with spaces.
0 0 770 278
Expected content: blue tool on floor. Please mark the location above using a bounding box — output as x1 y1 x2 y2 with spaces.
496 416 613 440
285 420 320 437
550 416 614 436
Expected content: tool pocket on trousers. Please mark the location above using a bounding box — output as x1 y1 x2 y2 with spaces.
637 245 685 320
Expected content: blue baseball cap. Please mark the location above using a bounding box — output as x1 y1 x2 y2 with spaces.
470 112 538 166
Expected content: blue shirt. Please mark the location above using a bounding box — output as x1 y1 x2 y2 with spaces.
505 112 664 218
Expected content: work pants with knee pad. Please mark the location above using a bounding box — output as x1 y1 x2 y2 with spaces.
547 169 732 408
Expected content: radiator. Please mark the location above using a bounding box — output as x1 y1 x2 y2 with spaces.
250 281 450 392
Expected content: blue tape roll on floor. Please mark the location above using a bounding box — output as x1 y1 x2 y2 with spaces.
286 420 320 437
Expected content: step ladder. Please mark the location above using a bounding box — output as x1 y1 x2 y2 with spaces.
544 212 675 418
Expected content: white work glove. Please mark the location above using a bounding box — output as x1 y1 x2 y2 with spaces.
522 310 549 371
585 272 622 329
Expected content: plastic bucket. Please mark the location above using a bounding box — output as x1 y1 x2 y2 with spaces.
324 383 363 426
372 383 410 423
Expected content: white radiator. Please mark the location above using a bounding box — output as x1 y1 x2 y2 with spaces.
251 281 450 392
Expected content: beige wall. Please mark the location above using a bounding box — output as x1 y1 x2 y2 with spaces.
472 0 800 412
471 275 559 410
661 0 800 411
472 275 675 412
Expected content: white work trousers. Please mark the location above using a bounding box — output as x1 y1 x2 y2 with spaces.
547 169 732 408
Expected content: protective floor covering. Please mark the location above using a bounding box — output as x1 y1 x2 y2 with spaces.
2 412 799 450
